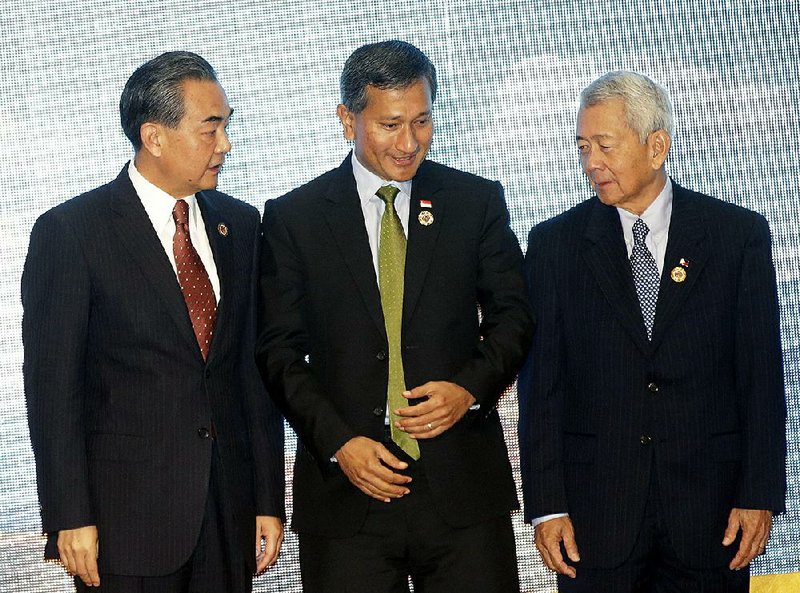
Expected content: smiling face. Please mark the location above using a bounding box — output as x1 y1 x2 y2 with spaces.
337 78 433 182
138 78 232 198
576 97 670 215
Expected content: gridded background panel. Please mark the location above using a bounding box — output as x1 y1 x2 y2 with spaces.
0 1 797 591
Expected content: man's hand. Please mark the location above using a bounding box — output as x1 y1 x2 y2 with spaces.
394 381 476 438
335 436 412 502
57 525 100 586
255 515 283 574
723 508 773 570
535 516 580 579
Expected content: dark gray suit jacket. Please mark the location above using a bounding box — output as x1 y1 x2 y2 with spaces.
22 165 284 576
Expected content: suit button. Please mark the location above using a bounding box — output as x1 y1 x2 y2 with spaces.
640 435 652 445
372 407 384 417
198 427 211 439
376 351 387 361
647 382 659 393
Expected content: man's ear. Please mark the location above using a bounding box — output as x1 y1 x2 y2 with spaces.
648 129 671 170
139 122 163 158
336 104 356 141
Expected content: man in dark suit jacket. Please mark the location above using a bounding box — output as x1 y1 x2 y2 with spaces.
518 71 786 592
256 40 532 592
22 51 284 593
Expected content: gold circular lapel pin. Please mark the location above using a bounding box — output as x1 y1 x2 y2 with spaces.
217 223 229 237
670 266 686 283
418 210 434 226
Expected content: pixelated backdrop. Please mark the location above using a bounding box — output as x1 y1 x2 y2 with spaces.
0 1 797 591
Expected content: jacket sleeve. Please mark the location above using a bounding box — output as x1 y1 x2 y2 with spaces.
255 199 357 467
517 223 569 522
732 213 786 512
243 212 286 519
449 181 534 414
22 210 95 534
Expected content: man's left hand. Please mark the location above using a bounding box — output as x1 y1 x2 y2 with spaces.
394 381 476 439
255 515 284 575
722 508 773 570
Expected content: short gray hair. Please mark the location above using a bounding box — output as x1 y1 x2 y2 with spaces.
580 71 674 142
120 51 218 150
340 40 437 113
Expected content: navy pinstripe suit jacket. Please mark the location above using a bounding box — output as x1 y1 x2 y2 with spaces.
518 182 786 569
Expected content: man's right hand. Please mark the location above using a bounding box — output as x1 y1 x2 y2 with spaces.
335 436 412 502
535 516 580 579
57 525 100 587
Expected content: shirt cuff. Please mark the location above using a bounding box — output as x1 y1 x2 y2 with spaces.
531 513 569 527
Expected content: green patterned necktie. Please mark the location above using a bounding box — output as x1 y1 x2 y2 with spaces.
376 185 420 460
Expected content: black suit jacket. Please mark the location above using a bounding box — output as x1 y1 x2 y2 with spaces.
256 155 533 536
518 182 786 570
22 165 284 576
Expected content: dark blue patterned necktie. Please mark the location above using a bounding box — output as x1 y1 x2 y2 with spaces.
630 218 660 340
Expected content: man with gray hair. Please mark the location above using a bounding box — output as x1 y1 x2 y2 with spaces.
518 70 785 592
257 39 532 592
23 51 285 592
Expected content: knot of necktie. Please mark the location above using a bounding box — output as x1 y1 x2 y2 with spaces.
376 185 400 206
632 218 650 246
173 199 190 230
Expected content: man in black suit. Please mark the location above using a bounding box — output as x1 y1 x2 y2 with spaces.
256 40 532 592
518 70 786 592
22 51 284 592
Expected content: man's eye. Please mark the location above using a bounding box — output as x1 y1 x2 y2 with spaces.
382 123 398 130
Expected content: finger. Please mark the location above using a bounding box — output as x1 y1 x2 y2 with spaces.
722 512 741 547
84 548 100 587
404 383 436 400
59 544 76 578
398 413 448 432
72 551 93 586
262 529 281 567
730 530 758 570
563 529 581 563
536 540 555 572
375 445 410 472
395 399 437 418
544 539 576 578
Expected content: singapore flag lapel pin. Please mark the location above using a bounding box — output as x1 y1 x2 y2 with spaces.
418 199 434 226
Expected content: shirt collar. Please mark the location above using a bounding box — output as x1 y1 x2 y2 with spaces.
616 177 673 238
351 152 413 207
128 159 198 229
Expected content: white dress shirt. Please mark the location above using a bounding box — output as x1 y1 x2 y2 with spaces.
351 152 413 277
128 160 220 302
616 178 673 275
532 178 673 528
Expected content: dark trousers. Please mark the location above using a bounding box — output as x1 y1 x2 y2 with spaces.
75 445 250 593
299 433 519 593
558 468 748 593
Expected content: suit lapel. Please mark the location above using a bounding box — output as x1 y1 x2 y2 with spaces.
650 183 708 350
107 165 198 353
322 156 387 339
582 198 651 354
404 161 444 326
197 191 235 363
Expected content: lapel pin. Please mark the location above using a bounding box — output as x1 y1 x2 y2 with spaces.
217 223 229 237
418 210 434 226
670 266 687 283
679 258 690 268
420 199 432 208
